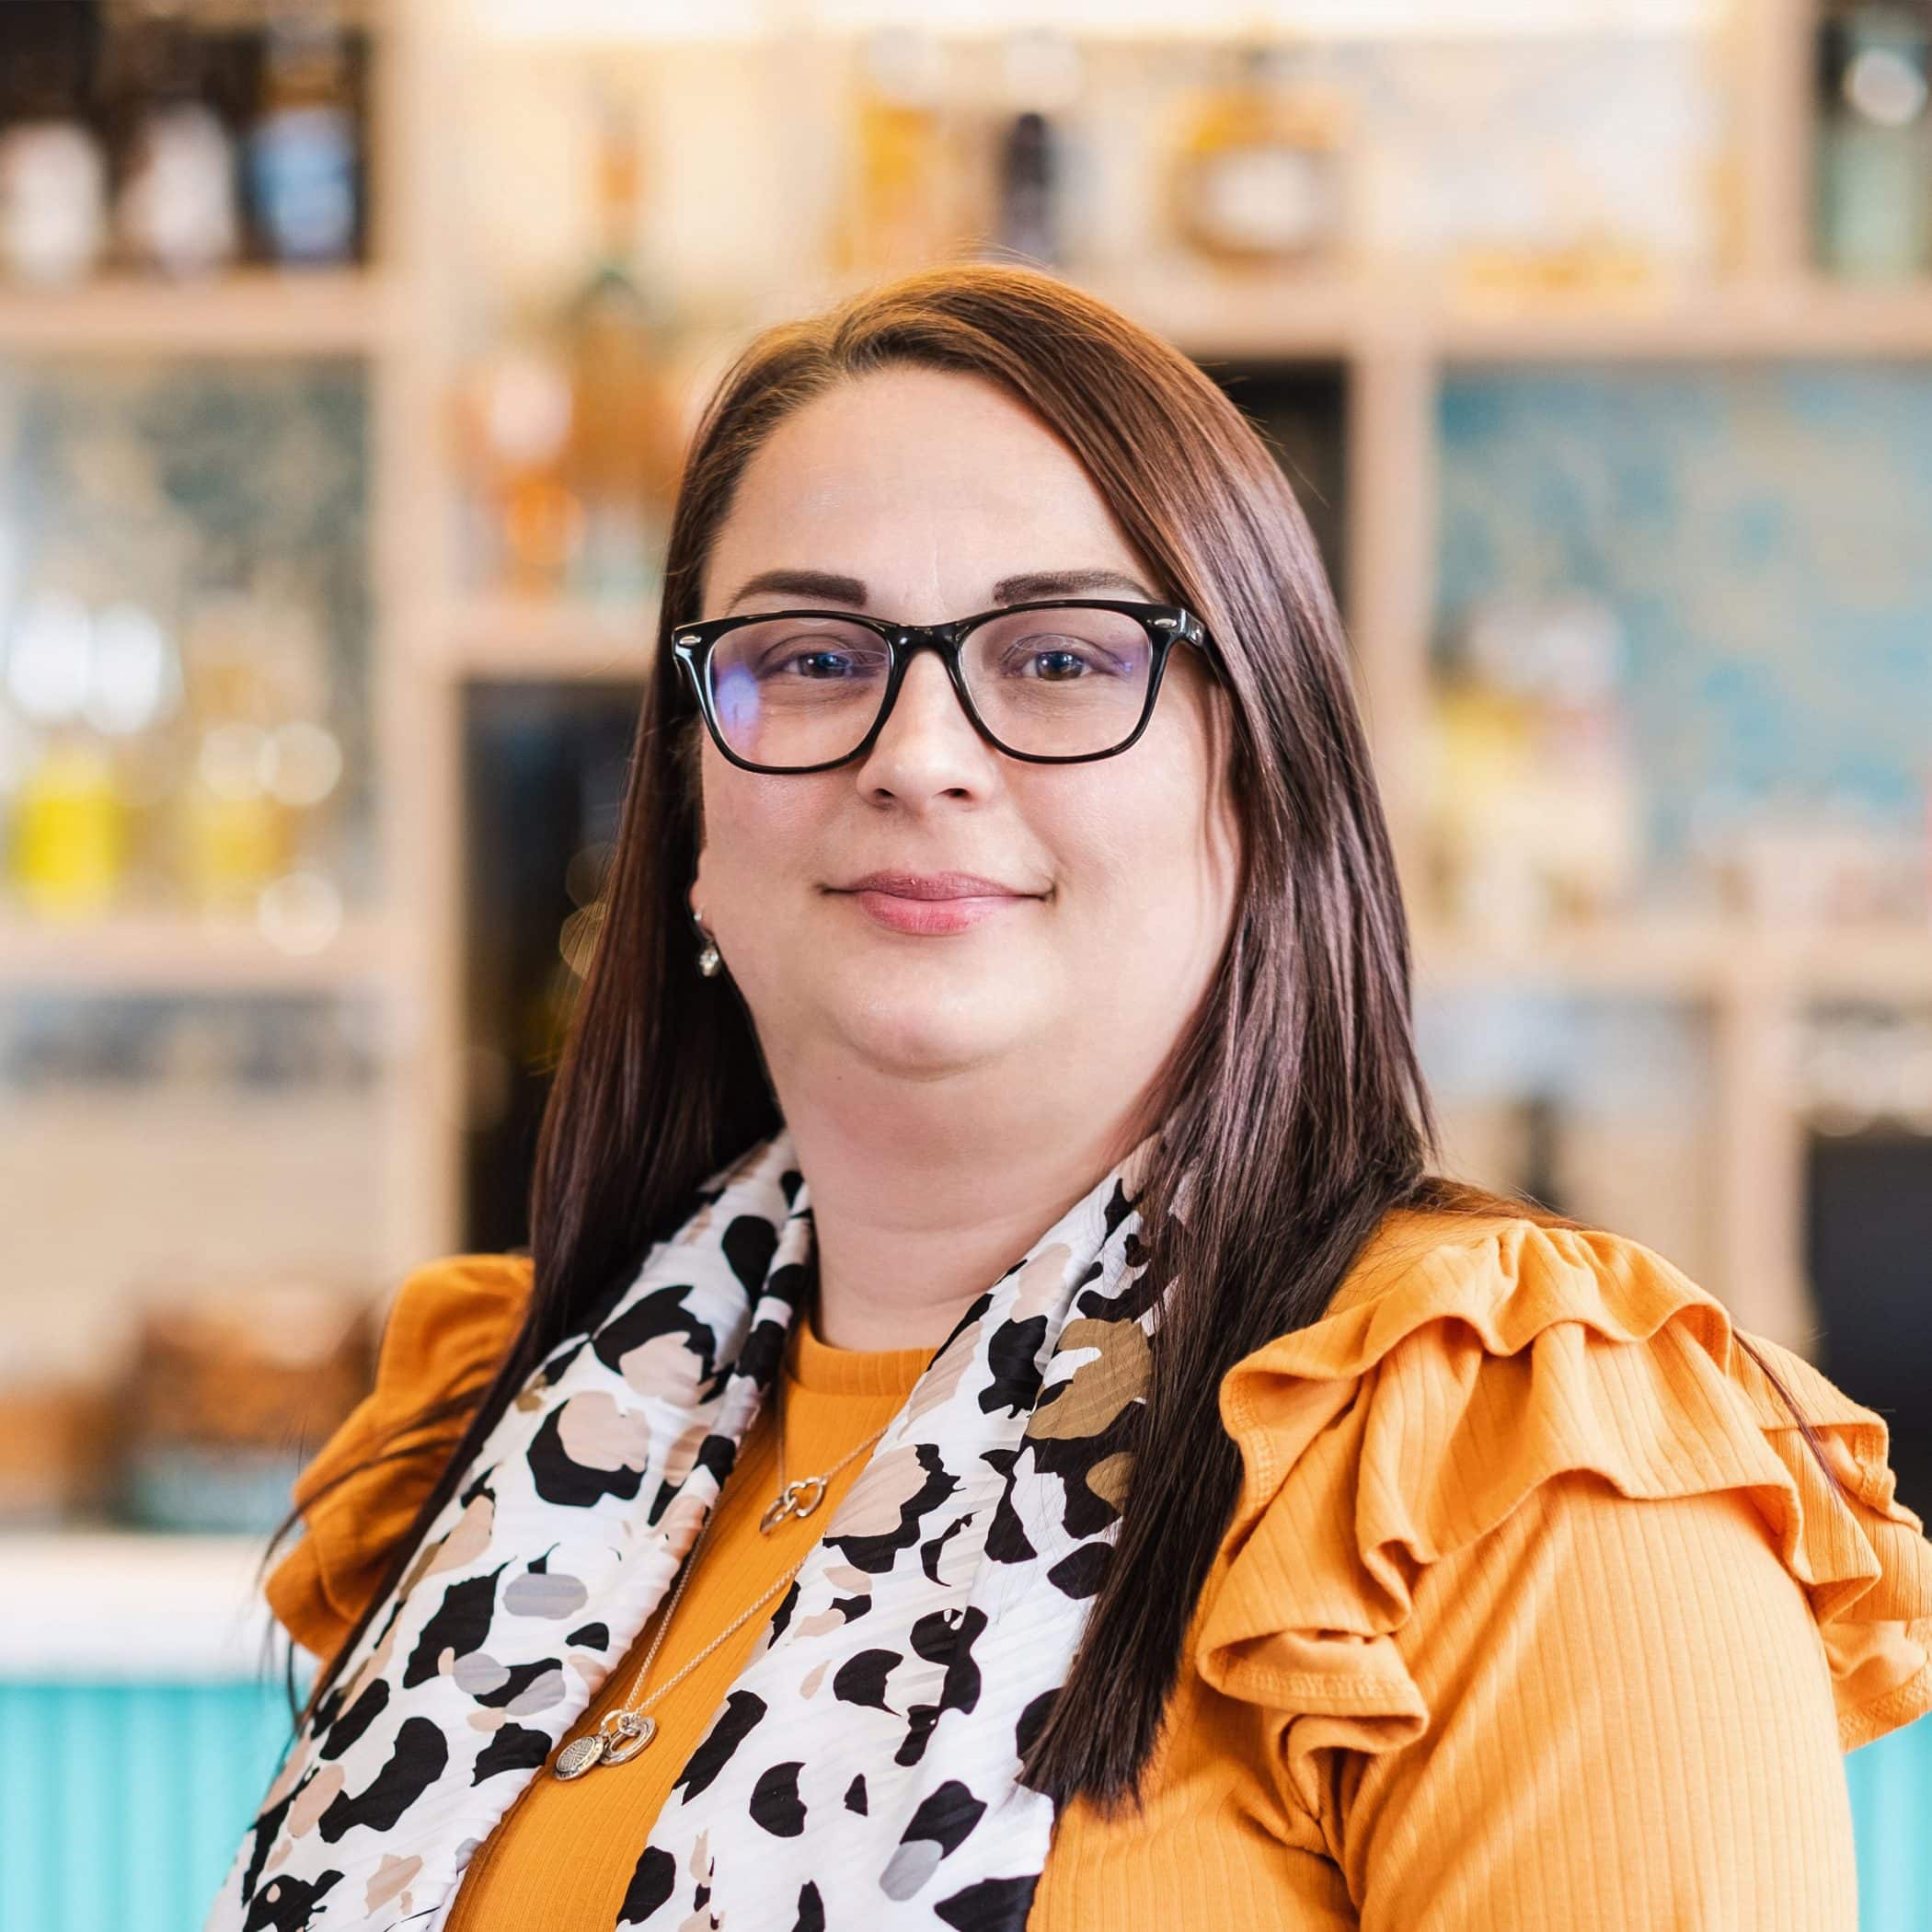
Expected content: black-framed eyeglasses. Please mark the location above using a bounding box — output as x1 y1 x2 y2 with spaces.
670 597 1219 775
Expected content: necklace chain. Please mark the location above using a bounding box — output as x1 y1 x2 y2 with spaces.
551 1358 889 1781
760 1368 891 1535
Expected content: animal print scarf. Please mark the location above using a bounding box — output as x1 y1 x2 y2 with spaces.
206 1121 1170 1932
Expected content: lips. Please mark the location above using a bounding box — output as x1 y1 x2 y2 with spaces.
831 870 1042 936
834 870 1038 901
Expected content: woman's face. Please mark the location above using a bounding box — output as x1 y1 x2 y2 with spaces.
689 365 1241 1134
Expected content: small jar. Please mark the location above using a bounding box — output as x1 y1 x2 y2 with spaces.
1816 3 1932 279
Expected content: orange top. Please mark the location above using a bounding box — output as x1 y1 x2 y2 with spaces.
266 1206 1932 1928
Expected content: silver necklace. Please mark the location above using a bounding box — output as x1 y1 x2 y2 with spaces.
759 1366 890 1534
551 1368 886 1781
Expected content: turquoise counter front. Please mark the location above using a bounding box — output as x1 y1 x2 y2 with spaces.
2 1535 1927 1931
0 1678 306 1932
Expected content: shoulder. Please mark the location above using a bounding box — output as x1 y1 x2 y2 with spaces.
366 1248 536 1396
1200 1205 1932 1759
265 1250 535 1663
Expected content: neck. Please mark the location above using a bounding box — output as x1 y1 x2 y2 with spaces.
772 1071 1151 1353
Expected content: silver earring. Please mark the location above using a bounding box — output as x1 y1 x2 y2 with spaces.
691 905 722 978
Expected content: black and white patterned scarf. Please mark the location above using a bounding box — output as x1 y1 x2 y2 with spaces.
206 1121 1171 1932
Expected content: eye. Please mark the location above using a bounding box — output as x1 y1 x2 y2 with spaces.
726 622 888 684
779 647 864 679
997 634 1130 680
969 605 1154 696
1023 645 1090 680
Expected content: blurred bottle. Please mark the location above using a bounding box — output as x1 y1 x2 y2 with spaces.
995 116 1057 267
557 92 682 606
1428 632 1542 939
834 27 952 277
172 587 286 915
1427 595 1642 941
107 3 240 281
0 0 109 289
246 0 359 269
168 576 339 933
252 569 346 947
990 31 1082 270
1166 37 1350 270
90 594 187 907
6 588 130 917
1816 2 1932 279
454 328 581 599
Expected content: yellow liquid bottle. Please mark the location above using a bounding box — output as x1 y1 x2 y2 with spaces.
10 727 129 918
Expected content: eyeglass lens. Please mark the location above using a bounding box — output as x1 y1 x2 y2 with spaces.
704 607 1157 766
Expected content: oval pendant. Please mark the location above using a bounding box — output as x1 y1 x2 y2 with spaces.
603 1714 658 1765
553 1733 607 1781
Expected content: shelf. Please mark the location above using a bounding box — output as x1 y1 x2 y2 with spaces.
0 1530 285 1681
1767 923 1932 1003
1435 277 1932 362
1076 266 1369 361
1415 917 1932 1002
1079 268 1932 364
0 269 401 360
472 1 1724 42
0 914 390 995
432 595 659 681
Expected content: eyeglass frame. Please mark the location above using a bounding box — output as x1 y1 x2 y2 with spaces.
669 597 1220 776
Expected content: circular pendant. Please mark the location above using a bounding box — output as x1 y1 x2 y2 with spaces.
603 1714 658 1765
553 1733 607 1781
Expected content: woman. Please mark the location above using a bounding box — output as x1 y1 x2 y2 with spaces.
210 264 1931 1932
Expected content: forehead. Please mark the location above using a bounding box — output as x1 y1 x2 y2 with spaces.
703 366 1145 603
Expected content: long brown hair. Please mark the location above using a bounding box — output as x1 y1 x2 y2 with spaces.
265 260 1843 1808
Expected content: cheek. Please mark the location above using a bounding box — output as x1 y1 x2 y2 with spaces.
702 764 825 888
1035 765 1224 922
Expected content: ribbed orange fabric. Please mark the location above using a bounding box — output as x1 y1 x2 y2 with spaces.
265 1208 1932 1929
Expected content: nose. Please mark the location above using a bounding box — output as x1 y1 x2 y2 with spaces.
851 644 999 806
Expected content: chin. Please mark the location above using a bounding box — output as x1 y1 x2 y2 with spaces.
834 982 1029 1075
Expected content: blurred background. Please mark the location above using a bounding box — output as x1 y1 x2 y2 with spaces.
0 0 1927 1926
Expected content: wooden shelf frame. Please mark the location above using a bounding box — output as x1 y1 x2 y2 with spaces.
0 270 403 359
0 914 389 994
1075 269 1932 366
3 0 1925 1361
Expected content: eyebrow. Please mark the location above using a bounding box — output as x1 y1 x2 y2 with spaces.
720 565 1160 613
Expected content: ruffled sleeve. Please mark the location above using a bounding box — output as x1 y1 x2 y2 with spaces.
1198 1212 1932 1914
264 1251 535 1668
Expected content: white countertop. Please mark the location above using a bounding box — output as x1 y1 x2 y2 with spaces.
0 1530 309 1682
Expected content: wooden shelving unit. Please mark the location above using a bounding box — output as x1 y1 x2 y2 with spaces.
5 0 1926 1375
0 914 388 994
1078 266 1932 363
1415 918 1932 1004
0 268 401 358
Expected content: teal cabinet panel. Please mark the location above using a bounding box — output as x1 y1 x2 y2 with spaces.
0 1685 1926 1930
0 1682 299 1932
1849 1714 1932 1932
